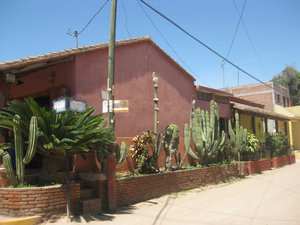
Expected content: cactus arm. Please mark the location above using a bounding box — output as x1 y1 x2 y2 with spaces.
14 115 24 184
3 153 18 186
117 142 127 164
23 116 38 165
220 131 226 146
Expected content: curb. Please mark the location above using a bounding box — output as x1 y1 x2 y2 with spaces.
0 216 42 225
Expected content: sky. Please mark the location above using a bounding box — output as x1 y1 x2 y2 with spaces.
0 0 299 89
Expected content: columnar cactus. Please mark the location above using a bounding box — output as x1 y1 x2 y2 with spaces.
152 72 165 170
228 113 248 161
192 100 226 166
2 115 38 185
164 124 179 171
176 98 198 168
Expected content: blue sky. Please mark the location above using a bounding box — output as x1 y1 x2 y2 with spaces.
0 0 299 89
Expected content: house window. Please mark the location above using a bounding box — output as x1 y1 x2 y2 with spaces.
283 121 288 135
251 116 256 135
283 96 286 107
275 120 278 133
277 94 280 104
215 95 227 104
219 117 226 133
197 91 211 101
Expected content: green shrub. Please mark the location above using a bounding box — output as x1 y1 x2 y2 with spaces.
265 133 290 157
130 130 156 174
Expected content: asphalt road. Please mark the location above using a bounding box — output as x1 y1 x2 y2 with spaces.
46 160 300 225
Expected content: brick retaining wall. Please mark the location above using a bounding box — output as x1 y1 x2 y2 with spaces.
0 183 80 217
247 158 272 175
116 164 239 206
272 154 295 168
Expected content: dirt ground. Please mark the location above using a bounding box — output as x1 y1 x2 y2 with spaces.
44 160 300 225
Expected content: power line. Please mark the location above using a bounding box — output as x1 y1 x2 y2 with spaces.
78 0 109 35
67 0 109 47
136 0 210 86
226 0 247 60
139 0 273 90
232 0 270 80
120 0 133 39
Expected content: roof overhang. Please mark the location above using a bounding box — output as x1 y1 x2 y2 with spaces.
232 103 290 121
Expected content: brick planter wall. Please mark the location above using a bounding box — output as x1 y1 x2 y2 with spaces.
289 154 296 164
116 164 238 207
0 183 80 217
247 158 272 175
272 154 295 168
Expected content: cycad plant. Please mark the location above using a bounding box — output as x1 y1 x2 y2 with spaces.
0 98 115 183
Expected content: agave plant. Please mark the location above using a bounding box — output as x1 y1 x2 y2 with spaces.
0 98 115 182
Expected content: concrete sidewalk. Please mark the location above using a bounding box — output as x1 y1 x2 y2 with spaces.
45 160 300 225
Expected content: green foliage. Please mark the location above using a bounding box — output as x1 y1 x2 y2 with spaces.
272 66 300 105
192 100 226 166
228 113 248 161
164 124 179 171
130 130 156 174
242 133 259 161
0 98 115 159
265 133 290 157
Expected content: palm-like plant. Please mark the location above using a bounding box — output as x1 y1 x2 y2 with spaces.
0 98 115 182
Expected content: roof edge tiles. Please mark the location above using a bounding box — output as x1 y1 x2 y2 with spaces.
0 35 195 81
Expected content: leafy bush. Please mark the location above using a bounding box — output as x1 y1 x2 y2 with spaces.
243 133 259 161
265 133 290 157
130 130 156 174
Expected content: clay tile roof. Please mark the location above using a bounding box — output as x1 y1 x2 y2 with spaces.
233 102 290 120
0 36 152 72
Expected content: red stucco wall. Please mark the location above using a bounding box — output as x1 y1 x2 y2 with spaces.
74 41 195 138
9 60 76 99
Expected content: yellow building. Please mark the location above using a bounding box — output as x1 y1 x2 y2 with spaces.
232 103 290 142
274 105 300 150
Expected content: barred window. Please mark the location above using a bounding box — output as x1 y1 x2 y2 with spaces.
215 95 228 104
197 91 211 101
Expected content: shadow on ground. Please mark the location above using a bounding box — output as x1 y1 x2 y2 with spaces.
70 205 136 223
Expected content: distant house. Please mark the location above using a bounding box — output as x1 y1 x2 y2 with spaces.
223 82 291 111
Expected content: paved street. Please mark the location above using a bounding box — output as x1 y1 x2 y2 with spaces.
46 160 300 225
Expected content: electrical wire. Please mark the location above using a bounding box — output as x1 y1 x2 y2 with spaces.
120 0 133 39
232 0 270 80
136 0 210 86
226 0 247 59
139 0 273 90
78 0 110 35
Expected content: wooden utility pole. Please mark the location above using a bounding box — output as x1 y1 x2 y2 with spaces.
107 0 117 128
107 0 117 211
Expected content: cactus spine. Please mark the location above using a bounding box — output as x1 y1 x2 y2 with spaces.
192 100 226 166
164 124 179 171
228 113 248 161
3 115 38 185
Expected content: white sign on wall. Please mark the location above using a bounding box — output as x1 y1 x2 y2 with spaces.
102 100 129 113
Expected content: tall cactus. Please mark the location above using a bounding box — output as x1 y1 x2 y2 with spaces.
175 98 198 168
152 72 165 170
192 100 226 166
2 115 38 185
228 113 248 161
